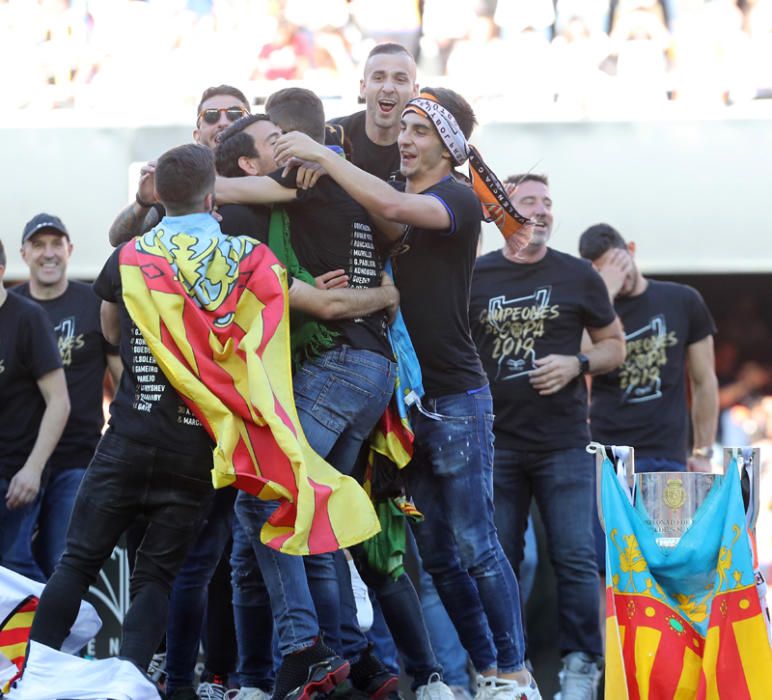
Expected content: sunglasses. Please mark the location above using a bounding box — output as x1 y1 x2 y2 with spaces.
198 107 248 125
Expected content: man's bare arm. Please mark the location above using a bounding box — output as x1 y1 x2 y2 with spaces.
6 369 70 509
288 273 399 322
530 318 625 396
108 202 160 246
215 175 298 206
106 353 123 393
686 335 719 472
108 161 161 246
101 301 121 346
273 132 451 236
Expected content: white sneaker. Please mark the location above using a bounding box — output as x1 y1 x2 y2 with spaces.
226 688 271 700
450 685 474 700
416 673 456 700
348 557 374 631
197 680 228 700
475 674 542 700
557 652 601 700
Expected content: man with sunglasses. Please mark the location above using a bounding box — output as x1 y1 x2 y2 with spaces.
107 84 251 247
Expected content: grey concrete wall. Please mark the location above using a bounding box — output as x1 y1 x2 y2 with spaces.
2 118 770 279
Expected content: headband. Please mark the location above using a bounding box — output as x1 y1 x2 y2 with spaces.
403 94 533 247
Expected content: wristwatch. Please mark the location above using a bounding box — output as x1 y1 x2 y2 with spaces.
691 446 714 459
576 353 591 375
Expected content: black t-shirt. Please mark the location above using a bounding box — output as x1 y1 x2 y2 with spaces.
12 281 117 470
327 111 402 182
469 248 617 451
268 168 391 357
0 292 63 479
391 176 487 397
590 280 716 461
93 246 213 455
218 203 270 243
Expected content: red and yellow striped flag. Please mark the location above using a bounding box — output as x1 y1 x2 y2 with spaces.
0 595 37 692
119 225 380 555
602 457 772 698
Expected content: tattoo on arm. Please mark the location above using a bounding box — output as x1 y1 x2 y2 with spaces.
108 204 161 246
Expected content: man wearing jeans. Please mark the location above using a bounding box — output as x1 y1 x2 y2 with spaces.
6 214 121 583
217 88 460 700
272 87 540 699
0 239 70 564
469 174 625 700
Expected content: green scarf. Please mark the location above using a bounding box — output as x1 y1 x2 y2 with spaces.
267 208 339 368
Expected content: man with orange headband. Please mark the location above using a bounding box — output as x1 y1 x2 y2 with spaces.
272 88 540 700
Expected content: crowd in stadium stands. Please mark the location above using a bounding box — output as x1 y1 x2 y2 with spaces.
3 0 772 117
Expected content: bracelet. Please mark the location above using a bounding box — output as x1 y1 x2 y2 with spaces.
691 446 714 459
135 192 155 208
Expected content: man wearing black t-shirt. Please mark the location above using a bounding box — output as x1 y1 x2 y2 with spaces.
217 88 453 700
0 239 70 567
28 147 223 675
5 214 121 584
469 174 625 698
108 83 252 247
272 88 542 700
213 111 412 700
578 223 719 472
326 42 418 182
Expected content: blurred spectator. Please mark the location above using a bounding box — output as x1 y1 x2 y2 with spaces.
252 18 314 81
445 14 509 99
609 0 672 106
551 14 614 112
419 0 479 74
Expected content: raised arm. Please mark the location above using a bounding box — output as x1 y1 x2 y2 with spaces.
108 162 161 246
273 132 451 235
288 272 399 323
6 369 70 509
215 175 298 206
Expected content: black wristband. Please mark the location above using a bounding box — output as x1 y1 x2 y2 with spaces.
135 192 155 208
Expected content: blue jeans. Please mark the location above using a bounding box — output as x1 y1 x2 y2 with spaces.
418 564 472 688
292 346 397 476
407 389 525 674
4 467 86 582
28 430 214 669
234 346 395 660
493 446 602 658
231 514 275 691
234 493 320 656
0 477 28 565
294 347 397 662
165 487 236 693
635 457 686 473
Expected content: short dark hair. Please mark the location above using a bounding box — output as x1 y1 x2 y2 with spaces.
155 144 215 213
504 173 550 188
196 84 250 116
0 239 5 267
215 114 271 177
366 42 414 62
578 223 628 262
265 87 326 144
422 87 477 140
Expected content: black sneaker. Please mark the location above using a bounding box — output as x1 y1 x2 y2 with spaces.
348 646 399 700
273 639 350 700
